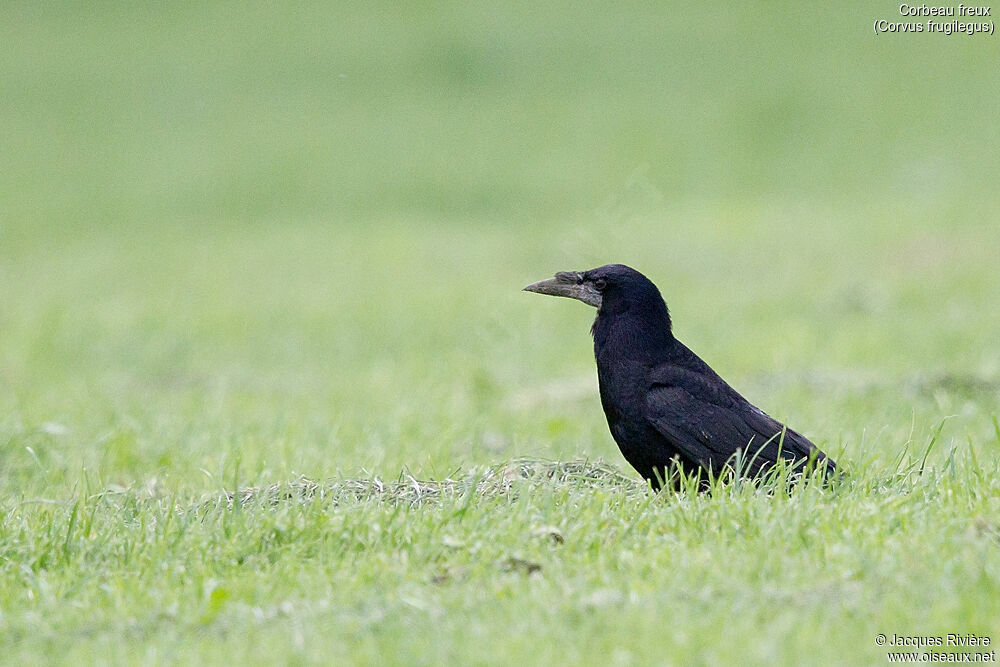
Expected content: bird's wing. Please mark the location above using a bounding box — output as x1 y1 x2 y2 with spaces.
644 366 827 476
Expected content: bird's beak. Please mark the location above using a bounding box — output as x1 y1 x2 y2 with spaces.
523 271 602 308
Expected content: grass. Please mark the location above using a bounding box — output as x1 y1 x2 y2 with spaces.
2 1 1000 665
4 454 1000 664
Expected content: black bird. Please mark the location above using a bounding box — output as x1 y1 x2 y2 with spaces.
524 264 836 490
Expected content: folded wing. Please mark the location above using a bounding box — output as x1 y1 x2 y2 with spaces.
645 366 833 478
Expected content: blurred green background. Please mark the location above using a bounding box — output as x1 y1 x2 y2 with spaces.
2 2 999 493
3 4 1000 665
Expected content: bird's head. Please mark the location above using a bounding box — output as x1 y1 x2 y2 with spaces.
524 264 670 324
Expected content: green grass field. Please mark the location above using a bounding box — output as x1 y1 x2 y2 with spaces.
2 2 1000 664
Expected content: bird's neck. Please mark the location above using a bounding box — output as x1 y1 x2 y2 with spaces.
591 309 674 365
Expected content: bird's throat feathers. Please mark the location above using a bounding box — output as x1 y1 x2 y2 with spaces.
591 297 673 359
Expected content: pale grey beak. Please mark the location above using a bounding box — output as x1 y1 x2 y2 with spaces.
523 271 602 308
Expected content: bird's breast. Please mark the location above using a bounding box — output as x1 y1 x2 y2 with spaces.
595 355 649 424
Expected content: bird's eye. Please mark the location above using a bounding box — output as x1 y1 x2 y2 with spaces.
593 278 607 291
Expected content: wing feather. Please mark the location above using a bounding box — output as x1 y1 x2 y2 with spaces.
645 367 831 477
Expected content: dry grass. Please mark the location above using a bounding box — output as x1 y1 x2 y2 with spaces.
218 458 645 510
